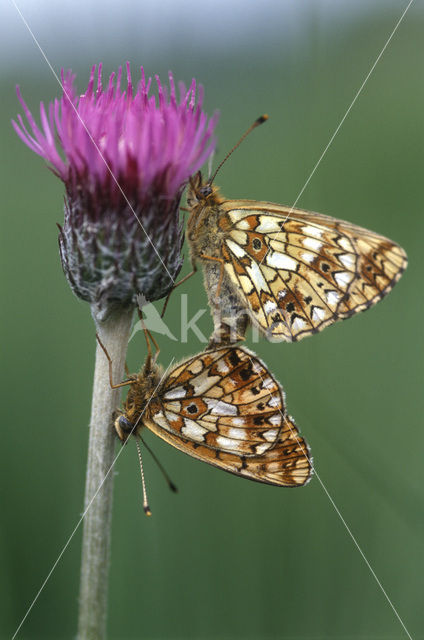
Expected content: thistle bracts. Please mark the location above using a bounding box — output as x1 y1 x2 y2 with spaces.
13 63 218 319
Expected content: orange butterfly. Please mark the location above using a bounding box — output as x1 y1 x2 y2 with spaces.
100 338 312 503
180 118 407 345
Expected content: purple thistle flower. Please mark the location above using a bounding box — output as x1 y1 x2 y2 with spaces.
13 63 218 320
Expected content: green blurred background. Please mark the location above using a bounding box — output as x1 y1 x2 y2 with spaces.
1 1 423 638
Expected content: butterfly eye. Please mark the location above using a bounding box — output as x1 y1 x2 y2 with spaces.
118 415 134 433
252 238 262 251
199 185 213 197
114 414 134 442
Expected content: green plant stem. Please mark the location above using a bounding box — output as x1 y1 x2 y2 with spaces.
77 308 133 640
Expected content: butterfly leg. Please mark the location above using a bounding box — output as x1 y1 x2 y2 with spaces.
136 307 161 365
147 329 160 365
160 265 198 318
96 333 134 389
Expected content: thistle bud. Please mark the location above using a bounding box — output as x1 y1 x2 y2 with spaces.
13 63 218 321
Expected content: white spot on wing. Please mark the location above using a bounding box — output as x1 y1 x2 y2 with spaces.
334 271 351 287
216 359 230 374
312 307 326 322
326 291 340 305
339 253 355 269
226 427 248 439
292 317 306 332
301 252 315 264
246 262 270 292
256 217 281 233
165 411 180 423
235 218 251 230
263 428 279 442
226 238 246 258
229 209 250 224
262 377 274 390
164 387 186 400
303 224 324 238
205 398 238 416
232 417 246 426
269 413 281 426
339 237 352 252
268 395 281 407
266 251 297 271
302 237 323 252
153 411 169 429
252 361 263 374
255 442 272 455
181 419 207 441
216 435 242 451
264 300 278 315
192 373 220 395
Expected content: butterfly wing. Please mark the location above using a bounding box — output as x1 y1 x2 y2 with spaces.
219 201 407 341
144 346 311 487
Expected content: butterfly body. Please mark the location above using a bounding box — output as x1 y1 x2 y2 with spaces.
186 174 251 344
114 361 162 442
115 345 312 487
186 172 407 344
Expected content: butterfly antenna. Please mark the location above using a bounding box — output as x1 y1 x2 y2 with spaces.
207 149 215 180
209 114 268 186
141 436 178 493
135 439 152 516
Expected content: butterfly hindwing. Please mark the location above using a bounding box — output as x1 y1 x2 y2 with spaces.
220 202 407 341
144 346 312 487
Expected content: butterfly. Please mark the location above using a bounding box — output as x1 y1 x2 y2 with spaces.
111 343 312 489
182 163 407 345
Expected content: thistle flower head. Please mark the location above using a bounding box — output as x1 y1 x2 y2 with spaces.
13 63 218 320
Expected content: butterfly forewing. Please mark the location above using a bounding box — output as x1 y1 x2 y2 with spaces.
219 201 407 341
144 346 312 487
